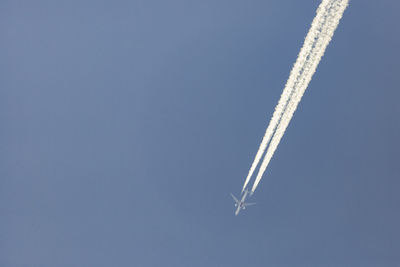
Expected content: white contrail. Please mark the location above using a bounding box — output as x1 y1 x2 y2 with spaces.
241 0 333 192
251 0 349 193
251 3 337 192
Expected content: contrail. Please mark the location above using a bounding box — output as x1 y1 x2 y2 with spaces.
241 0 333 192
251 0 349 193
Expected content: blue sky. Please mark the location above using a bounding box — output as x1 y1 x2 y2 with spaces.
1 1 400 266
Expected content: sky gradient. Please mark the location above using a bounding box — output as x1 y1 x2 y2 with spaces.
1 0 400 266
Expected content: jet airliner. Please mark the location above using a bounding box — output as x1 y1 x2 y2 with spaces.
230 189 256 216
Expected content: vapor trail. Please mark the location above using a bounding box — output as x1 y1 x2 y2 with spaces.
241 0 333 192
251 0 349 193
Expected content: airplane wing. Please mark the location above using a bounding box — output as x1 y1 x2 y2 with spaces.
243 202 256 206
230 193 239 204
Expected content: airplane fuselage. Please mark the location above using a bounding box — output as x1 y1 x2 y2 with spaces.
234 190 249 216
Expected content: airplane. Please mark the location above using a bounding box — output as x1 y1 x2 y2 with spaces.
230 189 256 216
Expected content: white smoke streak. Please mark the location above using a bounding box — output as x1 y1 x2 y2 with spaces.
251 0 349 193
241 0 333 192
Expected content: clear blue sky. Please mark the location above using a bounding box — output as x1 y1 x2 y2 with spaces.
1 1 399 266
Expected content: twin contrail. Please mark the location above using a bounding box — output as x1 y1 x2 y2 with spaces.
242 0 349 194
